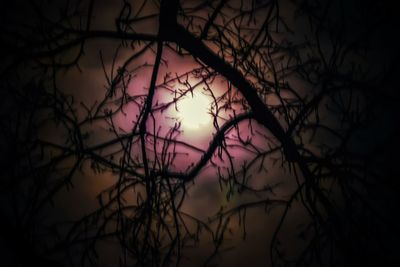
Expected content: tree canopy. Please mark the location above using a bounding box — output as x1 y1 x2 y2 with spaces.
1 0 398 266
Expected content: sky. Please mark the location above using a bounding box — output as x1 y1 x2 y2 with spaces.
1 0 399 266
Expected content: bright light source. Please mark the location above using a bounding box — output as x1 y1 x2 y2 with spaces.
177 91 212 130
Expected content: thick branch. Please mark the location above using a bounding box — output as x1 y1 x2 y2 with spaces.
170 25 298 162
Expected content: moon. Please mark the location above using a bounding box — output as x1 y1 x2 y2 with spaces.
177 91 212 130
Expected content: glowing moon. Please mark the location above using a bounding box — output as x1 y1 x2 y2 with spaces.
177 91 212 130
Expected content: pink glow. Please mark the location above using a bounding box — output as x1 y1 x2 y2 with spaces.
110 48 278 183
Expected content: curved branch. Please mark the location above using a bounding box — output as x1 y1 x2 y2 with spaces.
157 112 254 181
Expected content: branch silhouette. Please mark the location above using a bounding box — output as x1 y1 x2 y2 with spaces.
1 0 397 266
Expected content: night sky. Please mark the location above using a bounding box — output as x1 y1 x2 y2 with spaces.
1 0 399 266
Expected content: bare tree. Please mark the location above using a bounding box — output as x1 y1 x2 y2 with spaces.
1 0 398 266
